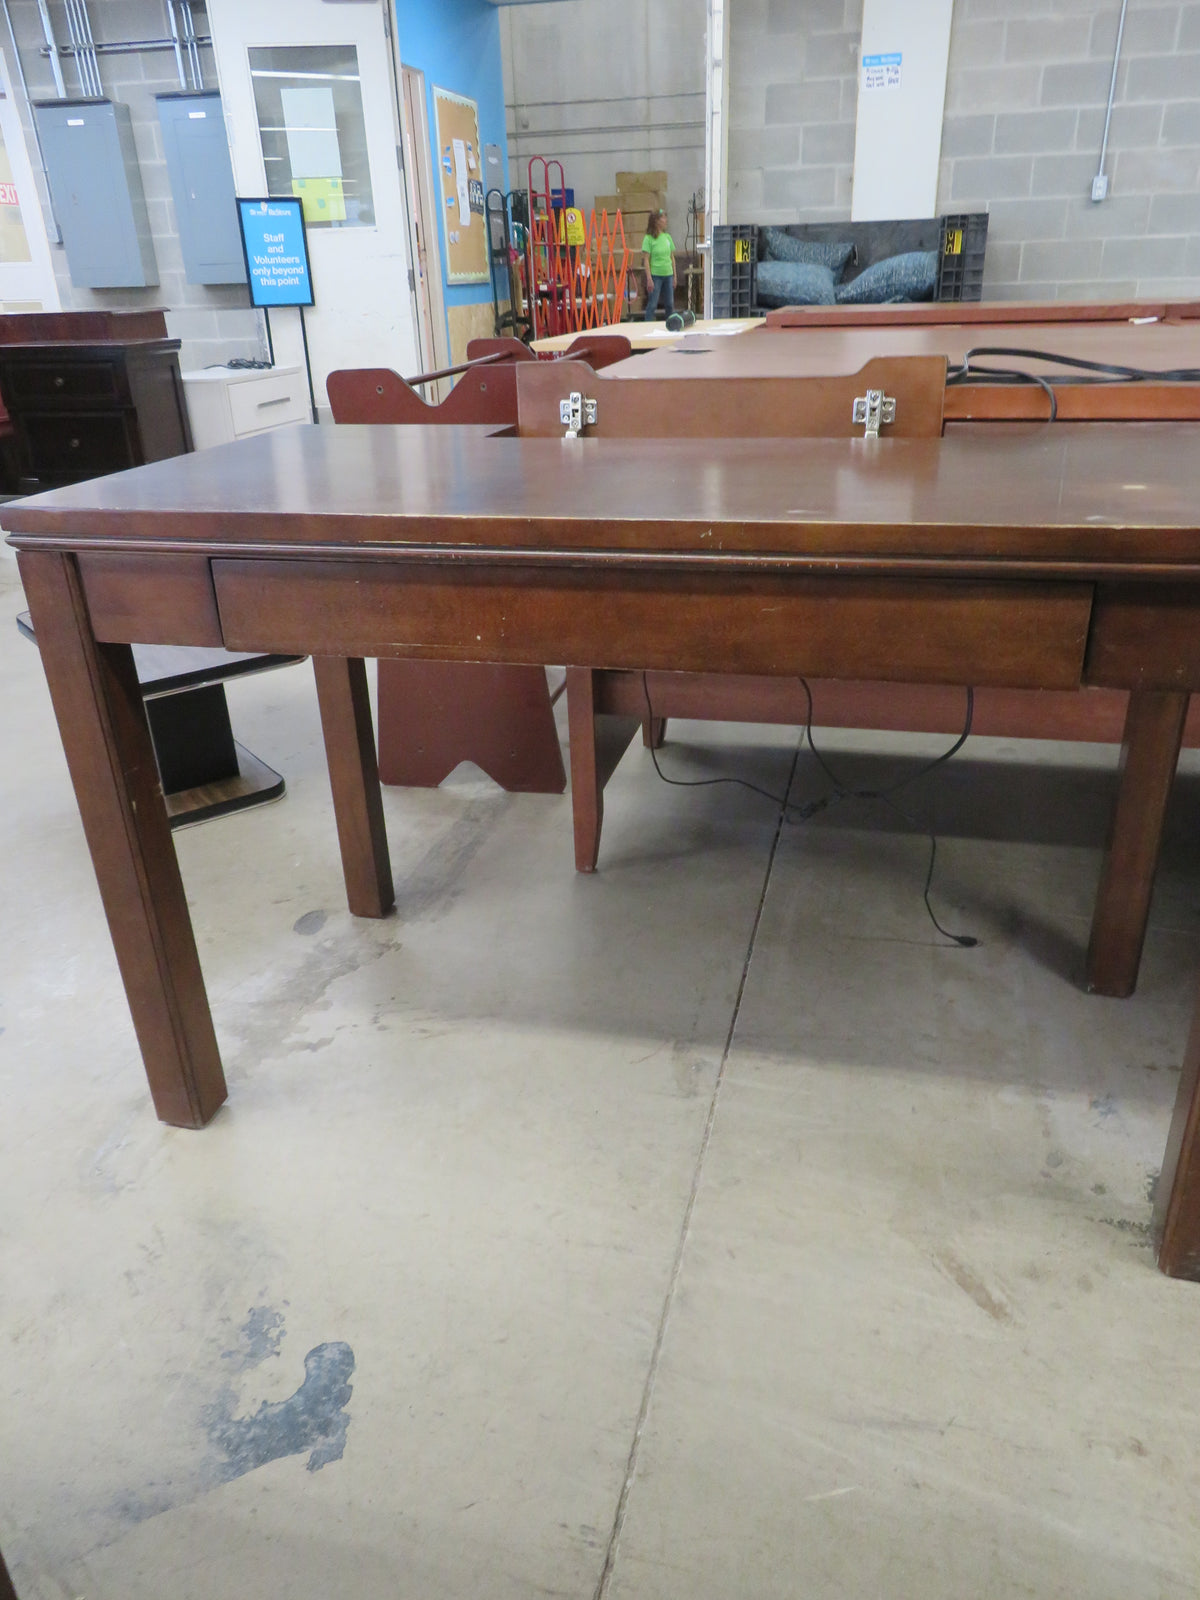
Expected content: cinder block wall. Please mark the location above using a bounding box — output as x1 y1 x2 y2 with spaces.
730 0 1200 299
729 0 862 225
1 0 259 367
500 0 706 242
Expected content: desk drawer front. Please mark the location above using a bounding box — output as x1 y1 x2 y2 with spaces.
213 561 1092 691
5 360 121 406
227 371 309 437
23 411 137 478
1086 586 1200 689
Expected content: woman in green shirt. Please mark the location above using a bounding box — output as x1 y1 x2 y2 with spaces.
640 210 676 321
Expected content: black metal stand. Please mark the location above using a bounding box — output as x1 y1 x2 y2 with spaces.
299 305 318 421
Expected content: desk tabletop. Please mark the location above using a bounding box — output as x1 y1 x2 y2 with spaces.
531 317 764 353
613 321 1200 380
6 422 1200 576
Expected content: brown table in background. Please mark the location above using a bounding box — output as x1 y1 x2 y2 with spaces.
8 423 1200 1279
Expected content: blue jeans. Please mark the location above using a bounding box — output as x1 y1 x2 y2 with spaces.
644 274 675 320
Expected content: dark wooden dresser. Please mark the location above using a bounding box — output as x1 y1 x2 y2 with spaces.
0 309 191 493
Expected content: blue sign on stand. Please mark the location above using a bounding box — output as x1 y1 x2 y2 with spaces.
236 197 315 307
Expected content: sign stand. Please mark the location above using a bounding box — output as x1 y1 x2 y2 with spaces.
236 196 317 416
299 306 318 423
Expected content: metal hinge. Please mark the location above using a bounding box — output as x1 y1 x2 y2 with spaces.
407 267 416 292
852 389 896 439
559 392 597 438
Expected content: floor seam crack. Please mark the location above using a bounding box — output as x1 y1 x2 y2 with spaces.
592 738 802 1600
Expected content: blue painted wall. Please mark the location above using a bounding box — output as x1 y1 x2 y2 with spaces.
393 0 508 321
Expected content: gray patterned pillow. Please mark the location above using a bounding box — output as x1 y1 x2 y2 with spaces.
760 226 855 277
835 250 938 304
755 260 837 307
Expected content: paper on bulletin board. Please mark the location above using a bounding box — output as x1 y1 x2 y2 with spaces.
433 84 489 283
453 138 471 231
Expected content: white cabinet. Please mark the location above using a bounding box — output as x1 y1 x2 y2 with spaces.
181 364 310 450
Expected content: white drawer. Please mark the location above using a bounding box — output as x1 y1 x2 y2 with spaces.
228 371 309 437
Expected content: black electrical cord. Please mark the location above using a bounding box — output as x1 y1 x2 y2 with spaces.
945 342 1200 424
640 672 978 948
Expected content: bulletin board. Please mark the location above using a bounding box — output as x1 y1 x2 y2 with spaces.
433 85 489 284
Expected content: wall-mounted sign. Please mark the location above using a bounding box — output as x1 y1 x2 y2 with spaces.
236 195 315 307
862 51 903 90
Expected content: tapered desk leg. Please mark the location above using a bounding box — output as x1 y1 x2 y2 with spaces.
0 1542 17 1600
17 552 227 1128
566 668 640 873
312 657 394 918
1086 688 1188 998
1154 979 1200 1278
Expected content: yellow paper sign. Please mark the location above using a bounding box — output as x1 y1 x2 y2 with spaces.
292 177 346 224
558 207 587 247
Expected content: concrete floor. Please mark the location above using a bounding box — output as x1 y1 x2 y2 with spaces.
3 548 1200 1597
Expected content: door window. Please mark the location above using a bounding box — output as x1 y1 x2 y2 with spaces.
249 45 375 227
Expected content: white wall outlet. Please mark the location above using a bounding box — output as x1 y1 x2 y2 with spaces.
1091 173 1109 202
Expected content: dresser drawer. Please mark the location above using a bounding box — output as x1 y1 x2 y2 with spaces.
227 370 309 437
22 410 137 480
5 360 122 406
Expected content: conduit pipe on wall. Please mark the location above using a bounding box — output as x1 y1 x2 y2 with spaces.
33 0 66 97
180 1 204 89
1093 0 1129 201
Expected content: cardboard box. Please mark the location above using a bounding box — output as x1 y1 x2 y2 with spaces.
617 170 668 194
613 189 664 217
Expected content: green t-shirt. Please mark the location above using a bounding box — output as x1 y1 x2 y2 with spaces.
641 231 675 276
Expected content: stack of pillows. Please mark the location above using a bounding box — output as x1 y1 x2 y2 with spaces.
755 225 938 307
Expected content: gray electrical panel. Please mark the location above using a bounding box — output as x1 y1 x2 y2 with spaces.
157 91 246 286
33 99 158 288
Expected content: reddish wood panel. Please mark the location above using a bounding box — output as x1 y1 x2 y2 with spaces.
1087 689 1188 998
79 553 223 645
212 561 1092 691
590 672 1200 745
16 550 226 1127
0 308 170 343
327 361 561 796
0 1544 16 1600
465 337 537 364
517 356 948 439
944 384 1200 423
376 659 565 792
326 366 518 428
1087 587 1200 690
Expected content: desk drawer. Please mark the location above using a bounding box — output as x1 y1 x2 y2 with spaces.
5 360 121 406
212 561 1094 691
22 410 137 479
228 371 309 437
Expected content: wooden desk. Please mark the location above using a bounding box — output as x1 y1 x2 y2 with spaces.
614 322 1200 416
8 422 1200 1278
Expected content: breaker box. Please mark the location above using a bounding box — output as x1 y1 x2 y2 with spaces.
33 98 158 288
157 91 246 286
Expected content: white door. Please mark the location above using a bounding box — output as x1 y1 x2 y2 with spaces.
206 0 418 410
0 49 60 311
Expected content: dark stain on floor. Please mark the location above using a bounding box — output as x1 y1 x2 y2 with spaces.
223 1303 287 1369
205 1341 356 1478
